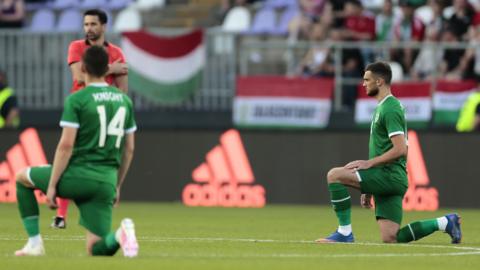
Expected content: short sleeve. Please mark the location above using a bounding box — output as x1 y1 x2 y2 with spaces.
124 97 136 134
384 110 405 138
67 42 83 65
60 95 80 128
117 48 126 63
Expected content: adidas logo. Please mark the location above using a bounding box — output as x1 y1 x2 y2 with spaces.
182 129 266 208
403 131 439 211
0 128 48 203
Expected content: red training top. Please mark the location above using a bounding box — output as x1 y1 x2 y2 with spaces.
67 39 126 93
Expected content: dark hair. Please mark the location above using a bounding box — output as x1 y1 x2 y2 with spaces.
83 46 109 77
83 9 108 25
365 61 392 85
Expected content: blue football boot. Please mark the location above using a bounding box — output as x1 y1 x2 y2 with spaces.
445 213 462 244
316 230 355 243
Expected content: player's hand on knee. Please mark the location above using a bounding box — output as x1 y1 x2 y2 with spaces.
361 194 373 209
114 188 121 207
46 186 58 210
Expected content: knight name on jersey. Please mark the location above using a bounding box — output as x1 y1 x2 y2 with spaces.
92 92 124 103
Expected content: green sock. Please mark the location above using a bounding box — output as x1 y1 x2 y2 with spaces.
92 232 120 256
16 182 40 237
396 219 439 243
328 183 351 226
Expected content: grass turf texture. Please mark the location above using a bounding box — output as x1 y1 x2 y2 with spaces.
1 203 479 270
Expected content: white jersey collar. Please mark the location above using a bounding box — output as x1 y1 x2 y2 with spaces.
87 82 109 87
378 94 393 106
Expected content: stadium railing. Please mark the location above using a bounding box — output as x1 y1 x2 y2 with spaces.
0 28 474 112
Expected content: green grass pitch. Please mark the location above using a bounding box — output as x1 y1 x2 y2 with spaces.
1 203 479 270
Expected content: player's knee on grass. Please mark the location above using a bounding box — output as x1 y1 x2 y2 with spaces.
381 233 397 243
16 168 34 188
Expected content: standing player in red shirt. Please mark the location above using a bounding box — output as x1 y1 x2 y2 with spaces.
53 9 129 229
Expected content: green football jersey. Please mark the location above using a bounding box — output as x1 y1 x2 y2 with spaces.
369 95 408 183
59 83 136 186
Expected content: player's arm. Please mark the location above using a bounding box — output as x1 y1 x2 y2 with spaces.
107 59 128 76
5 107 19 127
367 134 407 167
46 127 77 209
114 74 128 93
70 62 85 85
115 132 135 206
345 134 407 170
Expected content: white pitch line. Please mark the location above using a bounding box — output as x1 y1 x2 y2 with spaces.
1 235 480 257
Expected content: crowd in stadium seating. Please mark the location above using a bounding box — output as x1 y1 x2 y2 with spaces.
220 0 480 83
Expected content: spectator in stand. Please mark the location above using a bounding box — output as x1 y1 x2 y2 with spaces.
376 0 398 42
410 0 447 80
296 23 331 76
438 26 472 80
288 0 329 40
0 0 25 28
411 26 444 80
339 0 375 41
444 0 475 40
449 24 480 81
301 28 363 110
426 0 447 35
392 0 425 75
328 0 348 28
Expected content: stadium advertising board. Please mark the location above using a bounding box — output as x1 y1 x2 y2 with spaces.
0 129 479 208
233 76 334 129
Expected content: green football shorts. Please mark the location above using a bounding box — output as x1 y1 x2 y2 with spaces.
27 165 116 237
356 166 408 225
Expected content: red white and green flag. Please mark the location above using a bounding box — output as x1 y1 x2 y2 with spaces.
234 76 334 128
122 30 205 104
355 82 432 128
432 80 476 126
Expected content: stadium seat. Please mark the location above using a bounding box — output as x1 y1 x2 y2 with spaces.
247 8 276 35
222 6 251 32
79 0 108 9
132 0 165 11
51 0 80 10
389 61 404 82
264 0 298 9
272 7 298 35
56 9 83 31
29 9 56 32
361 0 384 10
113 7 142 32
443 5 454 19
107 0 134 10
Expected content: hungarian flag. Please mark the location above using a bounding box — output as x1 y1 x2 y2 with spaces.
432 80 476 126
122 30 205 104
355 82 432 129
234 76 334 128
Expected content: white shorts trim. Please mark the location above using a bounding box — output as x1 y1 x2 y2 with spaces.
355 170 363 182
26 167 35 187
